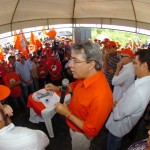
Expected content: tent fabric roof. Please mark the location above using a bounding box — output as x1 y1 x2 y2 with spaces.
0 0 150 34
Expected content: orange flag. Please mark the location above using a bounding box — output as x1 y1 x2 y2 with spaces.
30 32 37 50
30 32 42 51
0 46 4 60
15 30 29 57
46 29 57 39
36 39 42 49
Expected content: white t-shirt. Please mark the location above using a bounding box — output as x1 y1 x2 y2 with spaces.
0 123 49 150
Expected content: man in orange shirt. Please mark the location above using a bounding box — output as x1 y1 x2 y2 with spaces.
45 41 113 150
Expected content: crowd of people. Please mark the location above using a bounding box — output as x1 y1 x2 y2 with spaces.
0 36 150 150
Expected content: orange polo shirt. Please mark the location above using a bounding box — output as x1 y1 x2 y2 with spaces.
67 70 113 137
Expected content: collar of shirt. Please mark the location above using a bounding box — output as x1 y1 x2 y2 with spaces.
0 123 14 137
135 75 150 86
82 70 103 89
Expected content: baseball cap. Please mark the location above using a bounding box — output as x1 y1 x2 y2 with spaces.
106 41 116 47
0 85 10 101
103 38 110 43
120 48 135 58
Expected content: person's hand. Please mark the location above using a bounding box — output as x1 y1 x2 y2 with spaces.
112 101 117 110
55 102 70 117
116 60 124 71
119 82 124 87
45 83 58 91
1 104 13 117
108 68 114 74
26 79 32 84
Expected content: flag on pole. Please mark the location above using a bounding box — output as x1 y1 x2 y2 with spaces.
30 32 42 51
15 29 29 57
30 32 37 50
36 39 42 49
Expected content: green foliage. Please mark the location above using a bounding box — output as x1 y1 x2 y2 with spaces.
92 28 150 47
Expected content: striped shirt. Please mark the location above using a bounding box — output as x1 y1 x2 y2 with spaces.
104 52 120 85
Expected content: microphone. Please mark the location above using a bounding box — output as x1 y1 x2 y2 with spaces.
60 78 69 104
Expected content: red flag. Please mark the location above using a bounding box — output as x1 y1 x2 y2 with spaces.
15 30 29 57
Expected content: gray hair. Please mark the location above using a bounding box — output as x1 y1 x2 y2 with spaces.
71 41 102 71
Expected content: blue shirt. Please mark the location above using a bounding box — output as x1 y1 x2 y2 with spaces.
15 61 32 86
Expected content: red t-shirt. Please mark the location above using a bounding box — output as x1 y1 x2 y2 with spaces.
0 67 7 84
3 72 22 98
47 60 62 81
37 65 47 78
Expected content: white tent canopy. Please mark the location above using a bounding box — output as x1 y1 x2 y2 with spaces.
0 0 150 35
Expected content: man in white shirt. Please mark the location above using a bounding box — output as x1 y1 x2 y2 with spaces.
112 48 135 102
0 107 49 150
0 85 49 150
106 49 150 150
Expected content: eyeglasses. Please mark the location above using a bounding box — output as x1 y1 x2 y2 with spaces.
69 58 91 64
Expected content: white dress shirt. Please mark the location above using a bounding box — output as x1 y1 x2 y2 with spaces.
112 62 135 102
106 75 150 137
0 123 49 150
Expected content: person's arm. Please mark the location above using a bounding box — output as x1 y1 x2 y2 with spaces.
114 61 123 76
55 103 84 130
35 130 49 149
56 93 113 138
113 92 143 121
45 83 72 93
103 53 109 70
112 70 128 87
27 62 33 83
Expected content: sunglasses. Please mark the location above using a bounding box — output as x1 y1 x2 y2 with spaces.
121 55 129 58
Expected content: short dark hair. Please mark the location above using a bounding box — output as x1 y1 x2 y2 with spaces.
8 55 13 61
136 49 150 71
71 41 102 71
31 56 38 61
